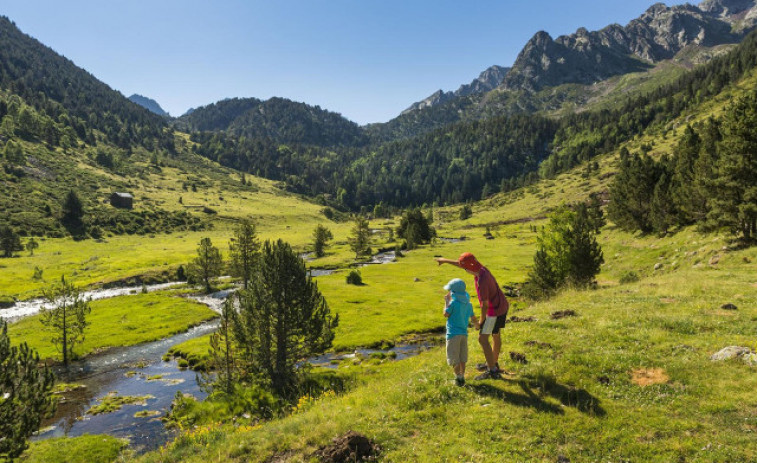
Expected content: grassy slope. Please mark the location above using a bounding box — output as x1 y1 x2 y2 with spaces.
20 435 128 463
0 136 356 300
8 292 216 361
138 236 757 462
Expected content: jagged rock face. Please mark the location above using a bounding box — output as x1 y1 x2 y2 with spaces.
402 65 509 114
501 0 757 91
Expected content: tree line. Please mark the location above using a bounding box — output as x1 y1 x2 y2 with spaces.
608 89 757 241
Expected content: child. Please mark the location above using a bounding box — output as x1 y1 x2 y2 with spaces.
443 278 477 386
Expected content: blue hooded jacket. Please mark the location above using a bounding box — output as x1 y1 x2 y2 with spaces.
444 279 474 339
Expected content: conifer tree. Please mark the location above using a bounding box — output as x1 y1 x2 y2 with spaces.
348 216 371 259
568 206 605 287
189 238 223 293
312 224 333 258
671 125 701 226
232 240 338 398
229 220 259 290
0 320 56 460
709 91 757 240
0 226 23 258
40 276 91 366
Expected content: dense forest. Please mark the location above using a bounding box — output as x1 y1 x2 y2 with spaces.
0 17 172 151
175 97 367 148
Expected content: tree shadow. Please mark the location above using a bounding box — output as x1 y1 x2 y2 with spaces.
469 375 606 417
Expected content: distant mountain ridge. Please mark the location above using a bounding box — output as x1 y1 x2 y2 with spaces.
402 65 509 115
502 0 757 91
128 94 169 117
380 0 757 140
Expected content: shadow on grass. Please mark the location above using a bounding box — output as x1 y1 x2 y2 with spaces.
470 375 606 417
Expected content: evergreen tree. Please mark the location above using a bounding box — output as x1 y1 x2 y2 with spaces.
348 216 371 259
568 206 605 287
61 189 84 234
312 224 333 258
0 320 56 460
26 237 39 256
396 208 435 249
204 297 238 395
228 220 259 290
0 226 23 258
650 171 676 234
671 125 701 226
40 276 91 366
232 240 338 398
709 91 757 240
189 238 223 293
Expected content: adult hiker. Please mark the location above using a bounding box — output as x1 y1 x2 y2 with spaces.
435 252 509 379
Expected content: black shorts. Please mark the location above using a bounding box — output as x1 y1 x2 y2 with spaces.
480 314 507 335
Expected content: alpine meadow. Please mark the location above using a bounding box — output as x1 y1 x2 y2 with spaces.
1 1 756 462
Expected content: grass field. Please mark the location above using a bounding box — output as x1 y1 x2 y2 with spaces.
133 235 757 462
8 292 217 362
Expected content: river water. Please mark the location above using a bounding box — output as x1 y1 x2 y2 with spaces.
0 281 184 321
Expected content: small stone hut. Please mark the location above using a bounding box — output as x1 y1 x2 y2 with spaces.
110 192 133 209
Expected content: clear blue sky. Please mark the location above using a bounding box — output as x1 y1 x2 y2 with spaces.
1 1 688 124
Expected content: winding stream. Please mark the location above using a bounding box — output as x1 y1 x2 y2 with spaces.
26 250 432 452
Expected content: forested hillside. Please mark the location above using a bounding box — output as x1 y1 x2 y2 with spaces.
0 17 171 151
190 28 757 212
175 97 367 147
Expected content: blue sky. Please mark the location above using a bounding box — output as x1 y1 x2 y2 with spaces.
1 1 688 124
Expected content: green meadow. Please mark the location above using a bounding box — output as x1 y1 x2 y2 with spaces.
135 228 757 462
8 292 217 361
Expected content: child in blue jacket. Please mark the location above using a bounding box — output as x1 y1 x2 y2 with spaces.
443 278 477 386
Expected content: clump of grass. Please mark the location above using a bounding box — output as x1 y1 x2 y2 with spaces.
134 410 162 418
619 270 640 284
87 393 154 415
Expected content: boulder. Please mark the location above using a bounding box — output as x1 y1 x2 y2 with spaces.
710 346 752 361
720 303 738 310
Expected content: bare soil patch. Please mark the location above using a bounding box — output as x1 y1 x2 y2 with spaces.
631 368 669 387
314 431 380 463
551 310 577 320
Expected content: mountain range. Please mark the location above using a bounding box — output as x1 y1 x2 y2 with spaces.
398 0 757 122
128 94 170 117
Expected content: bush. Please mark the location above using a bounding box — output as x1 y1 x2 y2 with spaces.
346 269 363 285
619 271 640 284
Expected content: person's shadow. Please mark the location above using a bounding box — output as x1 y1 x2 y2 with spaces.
469 374 606 417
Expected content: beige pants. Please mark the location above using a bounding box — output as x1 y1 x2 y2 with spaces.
446 335 468 366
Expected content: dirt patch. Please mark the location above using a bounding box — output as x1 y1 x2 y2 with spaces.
524 340 553 349
597 376 610 385
509 352 528 364
659 298 677 304
510 316 537 323
551 310 577 320
314 431 380 463
715 310 737 317
631 368 669 387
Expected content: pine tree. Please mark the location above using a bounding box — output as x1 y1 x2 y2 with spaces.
40 276 91 366
0 320 56 460
0 226 23 258
229 220 259 290
232 240 338 399
671 125 701 226
312 224 333 258
709 91 757 240
189 238 223 293
26 237 39 256
650 171 676 234
203 297 238 395
348 216 371 259
568 206 605 287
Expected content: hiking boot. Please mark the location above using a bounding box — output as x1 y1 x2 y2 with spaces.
455 376 465 387
476 362 500 372
474 369 501 380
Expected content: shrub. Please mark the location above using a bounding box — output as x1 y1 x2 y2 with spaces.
619 271 640 284
346 269 363 285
